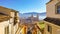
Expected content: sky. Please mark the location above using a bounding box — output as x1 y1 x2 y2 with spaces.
0 0 49 13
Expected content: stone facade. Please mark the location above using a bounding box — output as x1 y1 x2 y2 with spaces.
44 0 60 34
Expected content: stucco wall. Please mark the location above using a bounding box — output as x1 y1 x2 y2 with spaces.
9 18 14 34
14 23 19 34
10 12 15 18
0 20 9 34
17 13 20 23
46 0 60 18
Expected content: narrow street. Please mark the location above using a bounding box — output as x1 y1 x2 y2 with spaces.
0 0 59 34
16 23 42 34
19 14 43 34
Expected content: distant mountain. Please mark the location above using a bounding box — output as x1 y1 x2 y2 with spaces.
20 12 46 16
20 12 46 20
23 12 46 14
39 12 46 16
23 12 39 14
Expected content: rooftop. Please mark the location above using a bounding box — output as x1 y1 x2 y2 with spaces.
0 13 11 22
44 17 60 26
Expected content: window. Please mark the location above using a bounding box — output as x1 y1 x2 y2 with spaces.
57 5 60 14
47 25 52 34
14 17 17 25
48 26 50 32
56 2 60 14
5 26 9 34
14 12 18 25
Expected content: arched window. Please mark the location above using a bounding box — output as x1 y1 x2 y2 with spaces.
56 2 60 14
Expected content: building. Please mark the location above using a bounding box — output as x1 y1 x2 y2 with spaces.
19 25 27 34
0 6 20 34
44 0 60 34
24 14 39 24
20 13 40 34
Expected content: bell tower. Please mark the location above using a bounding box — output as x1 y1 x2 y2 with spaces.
36 13 39 21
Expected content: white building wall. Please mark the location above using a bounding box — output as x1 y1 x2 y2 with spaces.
9 11 15 34
16 12 19 21
0 20 9 34
9 17 14 34
14 23 18 34
10 12 15 17
10 11 19 34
